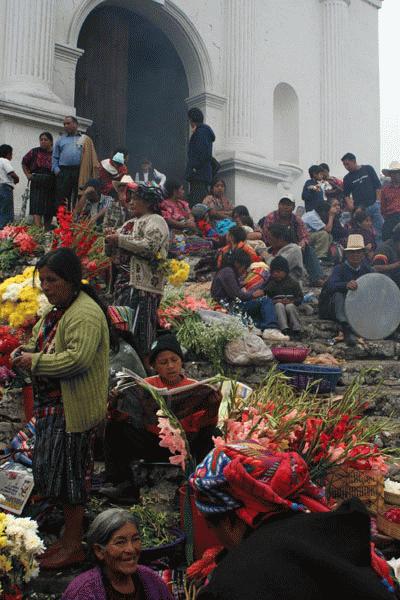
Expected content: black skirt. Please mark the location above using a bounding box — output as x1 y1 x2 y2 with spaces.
29 172 56 217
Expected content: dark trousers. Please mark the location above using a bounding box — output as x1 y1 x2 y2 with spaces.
0 184 14 229
55 165 80 210
104 420 216 485
188 181 209 207
241 297 278 330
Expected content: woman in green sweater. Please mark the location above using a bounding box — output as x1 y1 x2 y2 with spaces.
12 248 115 570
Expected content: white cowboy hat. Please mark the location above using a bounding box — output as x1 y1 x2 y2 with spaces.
382 161 400 176
344 234 366 252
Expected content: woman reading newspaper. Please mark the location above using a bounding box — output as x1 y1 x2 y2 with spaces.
101 335 221 503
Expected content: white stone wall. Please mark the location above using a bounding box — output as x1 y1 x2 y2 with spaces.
0 0 382 219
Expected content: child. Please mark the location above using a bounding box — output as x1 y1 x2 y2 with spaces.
346 208 376 258
265 256 303 338
191 203 219 239
217 225 259 268
0 144 19 228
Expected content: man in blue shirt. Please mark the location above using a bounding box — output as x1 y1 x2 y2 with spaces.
342 152 383 241
185 107 215 207
52 116 84 210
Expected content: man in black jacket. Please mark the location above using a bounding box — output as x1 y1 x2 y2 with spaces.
185 107 215 206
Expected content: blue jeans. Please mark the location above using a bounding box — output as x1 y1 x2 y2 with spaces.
303 245 323 284
0 184 14 229
366 201 383 242
241 297 278 330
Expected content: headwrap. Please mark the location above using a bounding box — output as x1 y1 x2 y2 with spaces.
189 441 396 593
190 441 329 527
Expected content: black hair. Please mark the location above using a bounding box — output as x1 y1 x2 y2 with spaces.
279 197 295 206
268 223 293 243
113 147 129 158
231 248 252 270
341 152 356 162
232 205 250 218
308 164 322 179
227 226 247 244
352 208 368 226
0 144 12 158
315 202 330 223
135 184 164 214
34 248 119 352
319 163 329 172
205 510 238 528
188 107 204 124
40 131 53 143
239 215 255 229
164 178 182 198
140 158 151 165
211 177 226 191
64 115 78 124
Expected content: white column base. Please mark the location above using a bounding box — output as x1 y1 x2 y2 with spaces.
217 151 303 220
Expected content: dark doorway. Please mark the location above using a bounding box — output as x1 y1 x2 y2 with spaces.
75 5 189 181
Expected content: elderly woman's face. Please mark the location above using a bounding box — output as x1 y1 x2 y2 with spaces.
39 266 75 307
129 195 148 217
94 522 141 577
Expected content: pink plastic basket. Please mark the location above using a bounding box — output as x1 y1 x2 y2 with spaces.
271 346 310 363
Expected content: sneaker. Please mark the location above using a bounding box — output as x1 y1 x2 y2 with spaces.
98 481 140 505
262 329 290 342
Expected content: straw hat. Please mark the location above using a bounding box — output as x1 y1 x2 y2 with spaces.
382 161 400 176
344 234 366 252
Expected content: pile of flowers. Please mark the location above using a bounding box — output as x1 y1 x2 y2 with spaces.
0 226 44 274
167 259 190 287
216 369 389 483
0 266 49 329
158 291 214 329
52 207 111 279
0 326 21 386
0 512 44 595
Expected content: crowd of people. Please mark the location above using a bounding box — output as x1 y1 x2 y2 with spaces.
2 107 400 598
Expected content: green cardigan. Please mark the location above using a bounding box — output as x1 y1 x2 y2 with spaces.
27 291 110 433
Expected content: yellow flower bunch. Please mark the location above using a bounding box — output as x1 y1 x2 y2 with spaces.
0 266 49 329
168 259 190 287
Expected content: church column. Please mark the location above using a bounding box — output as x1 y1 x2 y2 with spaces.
223 0 256 151
320 0 350 165
1 0 59 103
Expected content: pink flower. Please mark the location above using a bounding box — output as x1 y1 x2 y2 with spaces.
157 414 188 471
212 436 225 448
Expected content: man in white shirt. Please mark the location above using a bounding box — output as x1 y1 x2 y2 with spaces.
0 144 19 229
135 158 166 188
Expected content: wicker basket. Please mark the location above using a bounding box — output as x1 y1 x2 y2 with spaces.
377 512 400 540
325 467 384 515
384 490 400 506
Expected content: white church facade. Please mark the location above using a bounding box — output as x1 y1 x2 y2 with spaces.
0 0 382 218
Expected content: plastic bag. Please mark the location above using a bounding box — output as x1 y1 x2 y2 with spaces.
224 333 273 365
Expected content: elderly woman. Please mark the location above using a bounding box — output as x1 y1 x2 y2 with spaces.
62 508 173 600
12 248 113 570
189 441 396 600
106 184 169 365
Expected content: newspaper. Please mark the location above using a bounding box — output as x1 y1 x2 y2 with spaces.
0 462 34 515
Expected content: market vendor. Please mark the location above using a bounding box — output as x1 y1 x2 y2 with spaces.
101 335 221 503
189 441 397 600
11 248 114 570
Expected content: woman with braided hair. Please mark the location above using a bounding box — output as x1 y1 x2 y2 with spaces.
189 441 398 600
105 184 169 366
